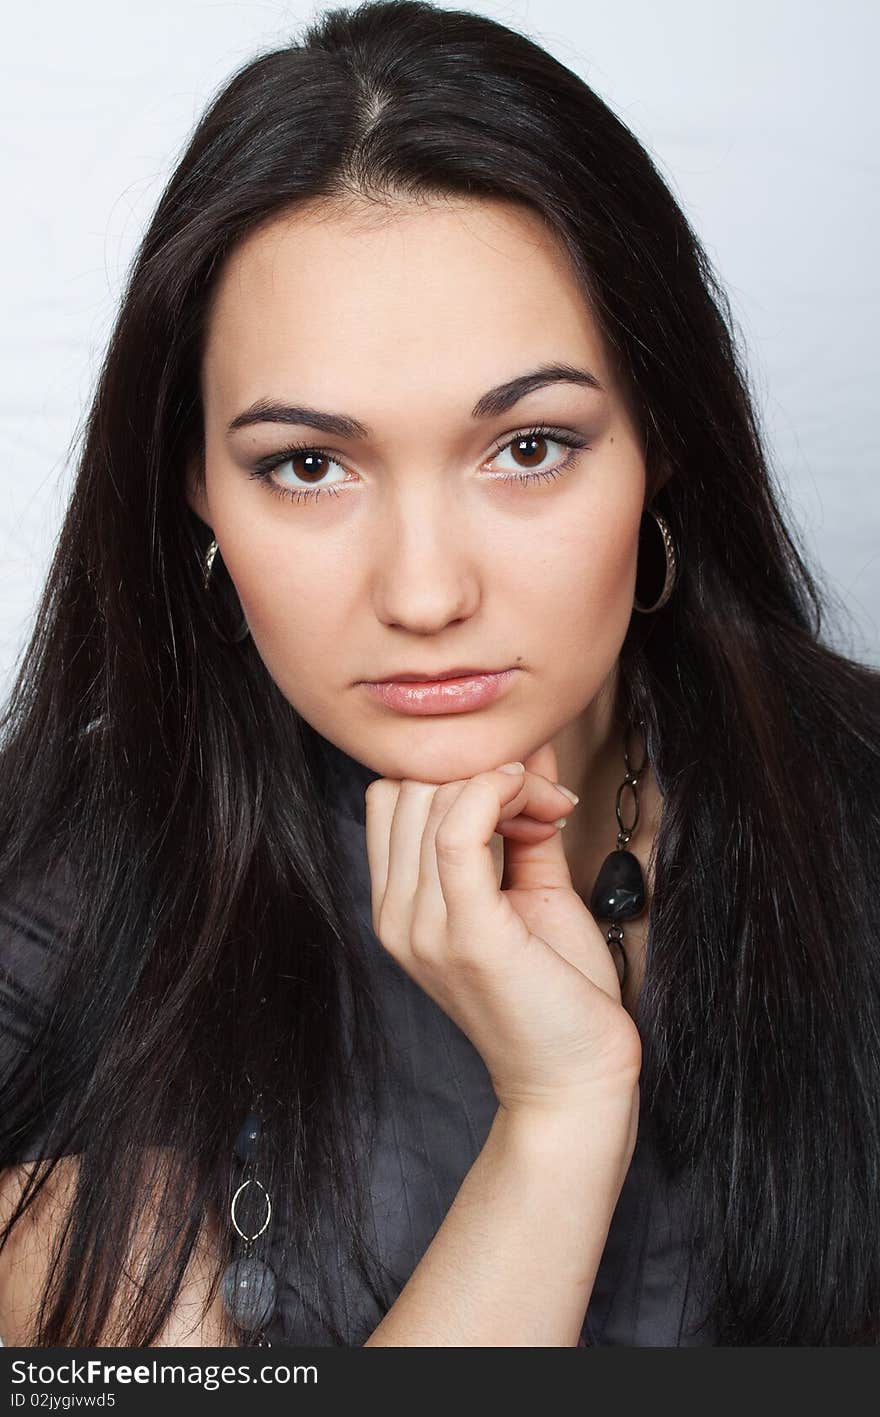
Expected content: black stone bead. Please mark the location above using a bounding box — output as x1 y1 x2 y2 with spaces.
234 1110 262 1163
589 849 646 923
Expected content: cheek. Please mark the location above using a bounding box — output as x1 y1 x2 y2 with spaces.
222 532 353 690
584 515 641 615
532 498 640 674
535 510 640 645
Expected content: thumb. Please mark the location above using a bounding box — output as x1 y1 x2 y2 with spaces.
500 740 577 893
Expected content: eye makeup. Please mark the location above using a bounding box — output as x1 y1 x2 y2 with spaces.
245 424 592 505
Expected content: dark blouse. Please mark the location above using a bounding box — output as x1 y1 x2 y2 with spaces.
0 733 713 1346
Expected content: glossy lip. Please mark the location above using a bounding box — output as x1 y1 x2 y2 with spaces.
369 665 505 683
361 669 518 715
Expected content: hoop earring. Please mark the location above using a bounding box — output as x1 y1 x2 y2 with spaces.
633 508 678 614
202 537 251 643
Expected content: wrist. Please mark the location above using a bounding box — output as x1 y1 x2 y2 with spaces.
492 1081 639 1174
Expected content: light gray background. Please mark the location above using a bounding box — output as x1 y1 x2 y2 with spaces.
2 0 878 698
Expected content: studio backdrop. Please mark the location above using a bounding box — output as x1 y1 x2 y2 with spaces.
1 0 877 693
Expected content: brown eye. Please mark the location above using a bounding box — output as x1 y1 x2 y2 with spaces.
508 434 550 469
487 428 588 483
287 451 330 484
249 443 349 502
248 426 589 506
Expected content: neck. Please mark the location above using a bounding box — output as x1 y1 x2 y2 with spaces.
550 669 657 903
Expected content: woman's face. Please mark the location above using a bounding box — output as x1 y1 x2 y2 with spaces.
189 196 647 784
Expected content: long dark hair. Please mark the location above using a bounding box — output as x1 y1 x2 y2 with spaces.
2 0 878 1346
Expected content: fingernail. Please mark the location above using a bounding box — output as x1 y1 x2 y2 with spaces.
553 816 569 829
554 784 579 805
498 761 525 774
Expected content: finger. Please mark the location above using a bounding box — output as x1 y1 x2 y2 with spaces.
434 765 536 933
496 814 571 843
489 751 578 842
493 765 580 828
380 780 438 939
412 780 470 941
364 778 401 932
365 758 577 931
501 741 577 893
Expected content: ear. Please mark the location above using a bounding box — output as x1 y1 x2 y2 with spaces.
184 454 212 531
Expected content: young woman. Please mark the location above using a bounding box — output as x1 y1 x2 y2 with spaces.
1 0 878 1347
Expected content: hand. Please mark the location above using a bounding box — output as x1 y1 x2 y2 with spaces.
364 740 642 1121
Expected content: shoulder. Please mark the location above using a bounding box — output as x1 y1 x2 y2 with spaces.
0 1147 232 1346
0 855 77 1056
0 854 79 1164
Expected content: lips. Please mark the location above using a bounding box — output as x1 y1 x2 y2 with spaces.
369 666 507 684
360 668 519 715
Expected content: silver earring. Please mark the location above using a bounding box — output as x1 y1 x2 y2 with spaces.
202 536 219 590
202 537 251 643
633 508 678 614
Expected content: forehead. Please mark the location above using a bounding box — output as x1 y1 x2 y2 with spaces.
201 196 612 414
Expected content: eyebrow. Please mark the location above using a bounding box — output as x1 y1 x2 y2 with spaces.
226 362 605 438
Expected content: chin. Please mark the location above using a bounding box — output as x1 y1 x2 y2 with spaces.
350 725 528 787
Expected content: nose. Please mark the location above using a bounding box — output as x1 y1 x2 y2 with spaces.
371 483 480 634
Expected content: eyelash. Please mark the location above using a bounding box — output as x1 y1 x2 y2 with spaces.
246 425 591 505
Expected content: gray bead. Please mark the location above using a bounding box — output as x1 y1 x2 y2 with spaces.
221 1257 278 1331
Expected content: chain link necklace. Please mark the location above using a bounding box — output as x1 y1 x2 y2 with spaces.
587 717 649 996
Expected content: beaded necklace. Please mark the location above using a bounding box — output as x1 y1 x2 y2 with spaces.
221 1097 278 1345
